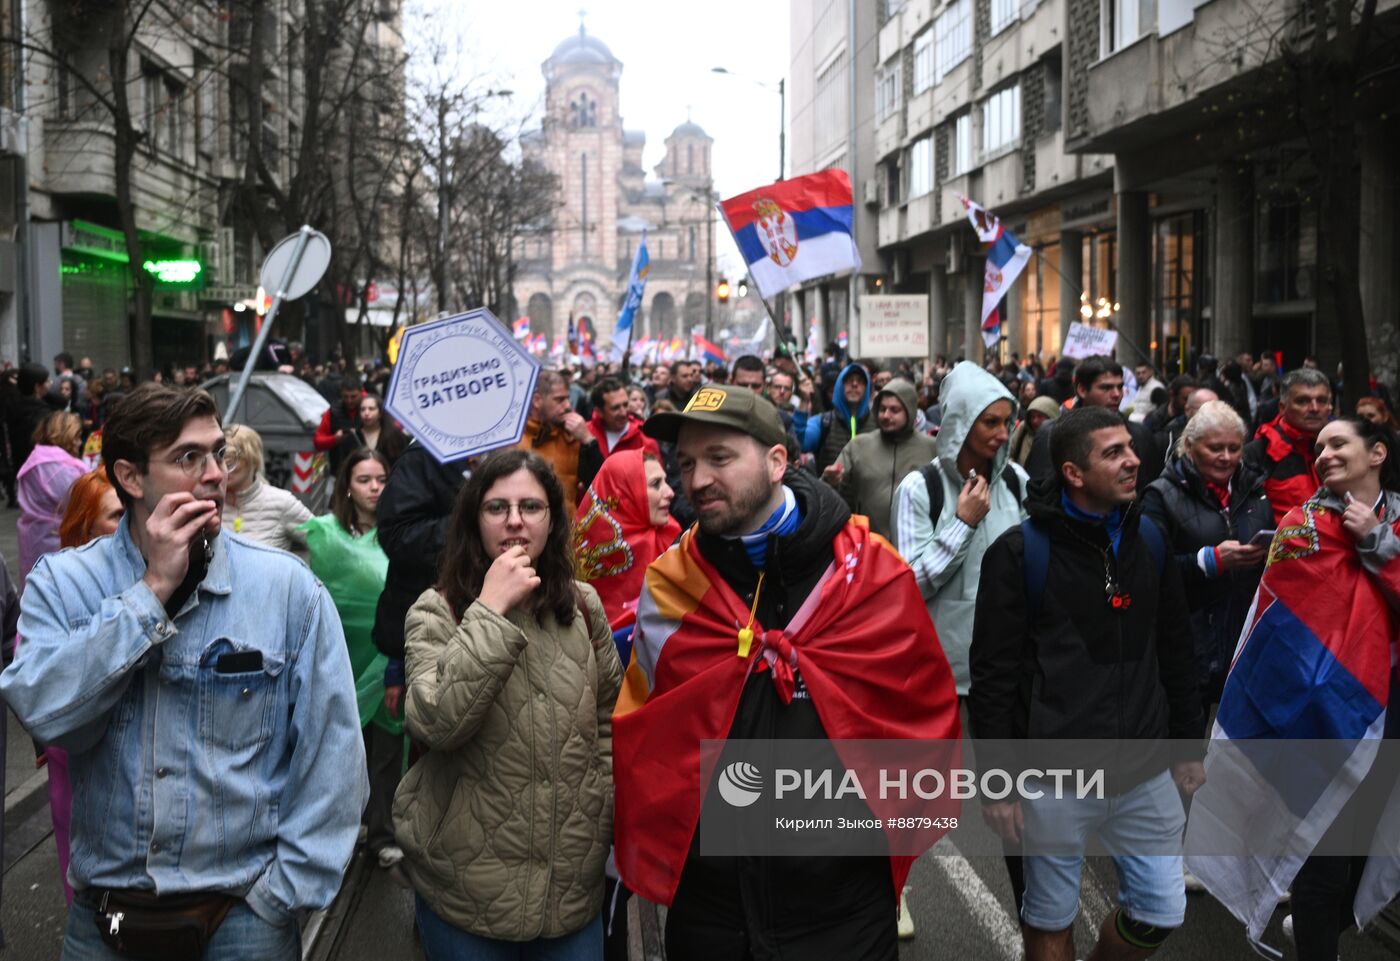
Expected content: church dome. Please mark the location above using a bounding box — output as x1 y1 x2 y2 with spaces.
551 26 619 66
671 121 710 139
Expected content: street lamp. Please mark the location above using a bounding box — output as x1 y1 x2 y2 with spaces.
711 67 784 182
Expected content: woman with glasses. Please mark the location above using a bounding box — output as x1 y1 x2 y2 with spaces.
221 424 312 550
394 448 623 961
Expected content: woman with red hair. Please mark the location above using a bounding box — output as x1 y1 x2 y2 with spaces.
46 469 124 904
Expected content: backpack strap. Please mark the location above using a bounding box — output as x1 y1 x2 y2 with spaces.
1137 515 1167 574
1001 464 1023 504
573 584 596 638
1021 518 1051 620
920 461 946 524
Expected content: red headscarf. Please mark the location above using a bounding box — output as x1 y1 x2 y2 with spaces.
574 449 681 625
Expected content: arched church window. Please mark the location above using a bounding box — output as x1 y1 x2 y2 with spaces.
570 91 598 128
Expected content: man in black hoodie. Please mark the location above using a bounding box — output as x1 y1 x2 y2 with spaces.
970 406 1205 961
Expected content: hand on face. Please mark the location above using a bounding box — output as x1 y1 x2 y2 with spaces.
477 545 541 616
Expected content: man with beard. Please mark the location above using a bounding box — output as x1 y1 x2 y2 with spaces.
0 384 366 959
611 385 960 961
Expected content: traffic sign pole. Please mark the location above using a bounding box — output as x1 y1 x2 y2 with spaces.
226 227 315 424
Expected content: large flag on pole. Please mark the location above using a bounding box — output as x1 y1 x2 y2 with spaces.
960 195 1031 350
608 231 650 364
693 333 728 366
717 170 862 300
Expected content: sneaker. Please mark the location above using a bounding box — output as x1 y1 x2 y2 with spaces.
1183 868 1206 893
376 845 404 868
897 887 916 939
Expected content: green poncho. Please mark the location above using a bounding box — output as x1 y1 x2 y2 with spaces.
299 514 403 736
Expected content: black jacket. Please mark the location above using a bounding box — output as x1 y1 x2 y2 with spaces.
666 469 896 961
968 480 1205 792
1024 404 1162 492
371 443 470 660
1141 457 1272 703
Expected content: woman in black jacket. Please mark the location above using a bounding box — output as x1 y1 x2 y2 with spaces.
1142 400 1274 707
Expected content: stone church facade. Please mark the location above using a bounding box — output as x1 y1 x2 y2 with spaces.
513 26 716 353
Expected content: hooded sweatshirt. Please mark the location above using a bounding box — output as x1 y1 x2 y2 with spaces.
793 363 876 471
893 362 1027 694
830 379 937 541
1008 395 1062 467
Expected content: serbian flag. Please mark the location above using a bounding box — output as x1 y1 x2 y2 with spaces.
1185 496 1400 953
613 517 961 907
960 196 1031 350
693 333 727 366
512 315 530 340
717 169 862 300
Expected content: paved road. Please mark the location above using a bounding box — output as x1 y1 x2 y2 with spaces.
2 504 1398 959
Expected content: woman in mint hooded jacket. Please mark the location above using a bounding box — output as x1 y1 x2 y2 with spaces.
893 361 1028 696
299 448 406 866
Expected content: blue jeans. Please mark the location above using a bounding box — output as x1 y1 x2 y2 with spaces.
416 895 603 961
63 893 300 961
1020 770 1188 932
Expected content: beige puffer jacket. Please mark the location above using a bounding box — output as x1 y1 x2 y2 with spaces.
393 583 623 941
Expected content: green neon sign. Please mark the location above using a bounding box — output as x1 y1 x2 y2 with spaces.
143 258 203 286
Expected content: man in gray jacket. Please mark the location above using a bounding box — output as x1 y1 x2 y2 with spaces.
821 379 937 542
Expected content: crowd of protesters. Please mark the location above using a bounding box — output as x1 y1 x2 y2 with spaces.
0 334 1396 961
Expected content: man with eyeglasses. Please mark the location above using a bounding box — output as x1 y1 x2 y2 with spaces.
0 383 367 960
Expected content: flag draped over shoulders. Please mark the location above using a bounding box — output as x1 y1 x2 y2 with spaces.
1186 493 1400 953
612 519 961 906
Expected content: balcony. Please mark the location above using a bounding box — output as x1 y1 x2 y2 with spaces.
905 192 935 239
875 111 903 161
878 206 904 248
979 148 1024 206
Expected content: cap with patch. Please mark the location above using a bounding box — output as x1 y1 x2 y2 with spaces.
643 384 788 449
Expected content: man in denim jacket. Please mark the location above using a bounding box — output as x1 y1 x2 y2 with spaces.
1 383 367 960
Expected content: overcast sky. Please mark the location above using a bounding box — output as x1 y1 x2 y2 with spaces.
406 0 790 276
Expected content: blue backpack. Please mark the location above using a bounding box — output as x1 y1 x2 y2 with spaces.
1020 515 1167 618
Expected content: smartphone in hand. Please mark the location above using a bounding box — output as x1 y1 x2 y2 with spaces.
1248 529 1277 547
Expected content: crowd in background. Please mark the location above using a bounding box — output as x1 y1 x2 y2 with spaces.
0 333 1397 961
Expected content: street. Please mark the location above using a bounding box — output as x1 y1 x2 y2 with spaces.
2 506 1398 960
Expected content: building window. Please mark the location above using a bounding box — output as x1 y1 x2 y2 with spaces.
886 0 907 16
1102 0 1141 55
882 158 901 206
948 112 972 177
912 29 935 94
688 226 697 262
991 0 1018 34
936 0 972 81
570 91 597 128
196 56 216 159
981 84 1021 156
142 64 162 134
815 51 849 159
876 60 902 122
908 136 933 197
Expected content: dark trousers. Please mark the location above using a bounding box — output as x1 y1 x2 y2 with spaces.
364 723 404 852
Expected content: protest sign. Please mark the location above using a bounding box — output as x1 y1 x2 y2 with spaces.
385 308 541 463
1062 322 1119 360
858 295 929 358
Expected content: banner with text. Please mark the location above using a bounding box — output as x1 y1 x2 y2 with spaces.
857 295 928 358
1062 321 1119 360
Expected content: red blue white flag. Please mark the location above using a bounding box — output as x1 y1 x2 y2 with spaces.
960 195 1031 350
717 169 862 300
692 333 727 366
512 315 530 340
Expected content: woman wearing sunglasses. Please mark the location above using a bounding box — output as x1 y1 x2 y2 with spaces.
393 448 623 960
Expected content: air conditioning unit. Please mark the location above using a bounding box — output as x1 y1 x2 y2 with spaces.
863 178 880 207
946 235 963 274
